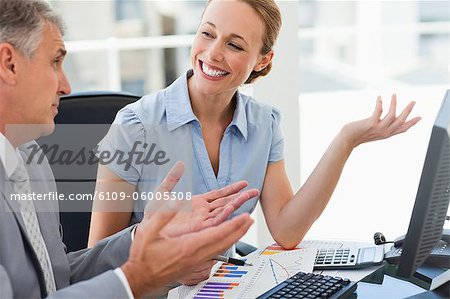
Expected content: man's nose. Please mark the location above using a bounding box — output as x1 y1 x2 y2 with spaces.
59 71 71 96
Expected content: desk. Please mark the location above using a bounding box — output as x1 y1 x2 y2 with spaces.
167 249 449 298
354 263 450 298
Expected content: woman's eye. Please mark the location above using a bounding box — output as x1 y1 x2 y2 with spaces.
229 43 243 51
201 31 213 38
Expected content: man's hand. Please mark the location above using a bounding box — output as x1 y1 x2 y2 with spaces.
178 260 216 286
135 162 258 288
144 161 259 237
161 182 258 237
121 212 253 298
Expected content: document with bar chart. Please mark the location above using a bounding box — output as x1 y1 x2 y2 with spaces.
167 261 263 298
242 248 316 298
187 262 266 298
168 248 315 299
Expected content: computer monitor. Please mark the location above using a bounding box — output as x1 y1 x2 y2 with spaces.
396 90 450 278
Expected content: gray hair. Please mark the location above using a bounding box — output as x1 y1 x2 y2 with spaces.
0 0 65 58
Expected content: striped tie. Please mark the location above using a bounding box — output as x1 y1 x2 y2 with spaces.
9 155 56 294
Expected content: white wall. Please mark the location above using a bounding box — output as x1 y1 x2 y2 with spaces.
300 86 449 243
240 0 300 247
240 1 450 248
243 84 450 247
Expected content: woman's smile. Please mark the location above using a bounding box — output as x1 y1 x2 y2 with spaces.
200 60 230 79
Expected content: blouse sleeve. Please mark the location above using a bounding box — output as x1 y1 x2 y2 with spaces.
268 107 284 164
96 108 145 185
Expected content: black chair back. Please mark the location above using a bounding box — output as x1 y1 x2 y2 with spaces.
38 91 139 252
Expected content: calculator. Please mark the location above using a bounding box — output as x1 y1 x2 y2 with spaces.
314 246 384 270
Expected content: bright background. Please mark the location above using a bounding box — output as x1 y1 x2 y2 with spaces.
51 0 450 247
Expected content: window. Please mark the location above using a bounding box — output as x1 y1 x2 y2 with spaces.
115 0 142 21
51 1 450 246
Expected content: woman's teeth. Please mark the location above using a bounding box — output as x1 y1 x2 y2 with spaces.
202 63 228 77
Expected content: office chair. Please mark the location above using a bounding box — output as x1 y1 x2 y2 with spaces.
236 241 257 256
38 91 139 252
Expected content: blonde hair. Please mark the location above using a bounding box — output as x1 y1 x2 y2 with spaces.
205 0 282 84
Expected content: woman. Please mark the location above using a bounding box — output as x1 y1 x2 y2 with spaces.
89 0 420 258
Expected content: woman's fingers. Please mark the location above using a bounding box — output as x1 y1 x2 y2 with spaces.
385 100 421 136
393 101 415 125
369 95 420 139
345 94 420 147
372 96 383 120
391 116 422 136
380 94 397 127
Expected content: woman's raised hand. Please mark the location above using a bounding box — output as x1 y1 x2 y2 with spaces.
340 94 422 149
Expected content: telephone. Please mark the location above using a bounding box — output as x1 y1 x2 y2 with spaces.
299 240 385 270
384 229 450 268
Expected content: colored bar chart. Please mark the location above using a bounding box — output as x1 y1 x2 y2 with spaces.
193 282 240 298
213 264 248 278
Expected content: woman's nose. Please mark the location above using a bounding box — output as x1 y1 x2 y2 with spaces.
206 41 224 62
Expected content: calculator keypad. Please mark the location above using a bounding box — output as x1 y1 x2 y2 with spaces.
315 249 356 266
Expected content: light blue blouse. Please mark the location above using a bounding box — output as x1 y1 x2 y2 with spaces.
98 70 284 225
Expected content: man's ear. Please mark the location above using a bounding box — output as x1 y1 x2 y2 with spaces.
253 50 274 72
0 43 18 85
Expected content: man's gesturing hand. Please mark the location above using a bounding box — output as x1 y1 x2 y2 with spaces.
121 212 253 298
145 161 259 237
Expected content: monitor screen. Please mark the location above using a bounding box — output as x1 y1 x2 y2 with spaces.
396 90 450 278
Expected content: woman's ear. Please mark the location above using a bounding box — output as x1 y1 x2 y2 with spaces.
0 43 18 85
253 50 274 72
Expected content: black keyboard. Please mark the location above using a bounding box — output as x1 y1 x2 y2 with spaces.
257 271 357 299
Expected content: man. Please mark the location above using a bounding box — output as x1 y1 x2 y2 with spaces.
0 0 255 298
